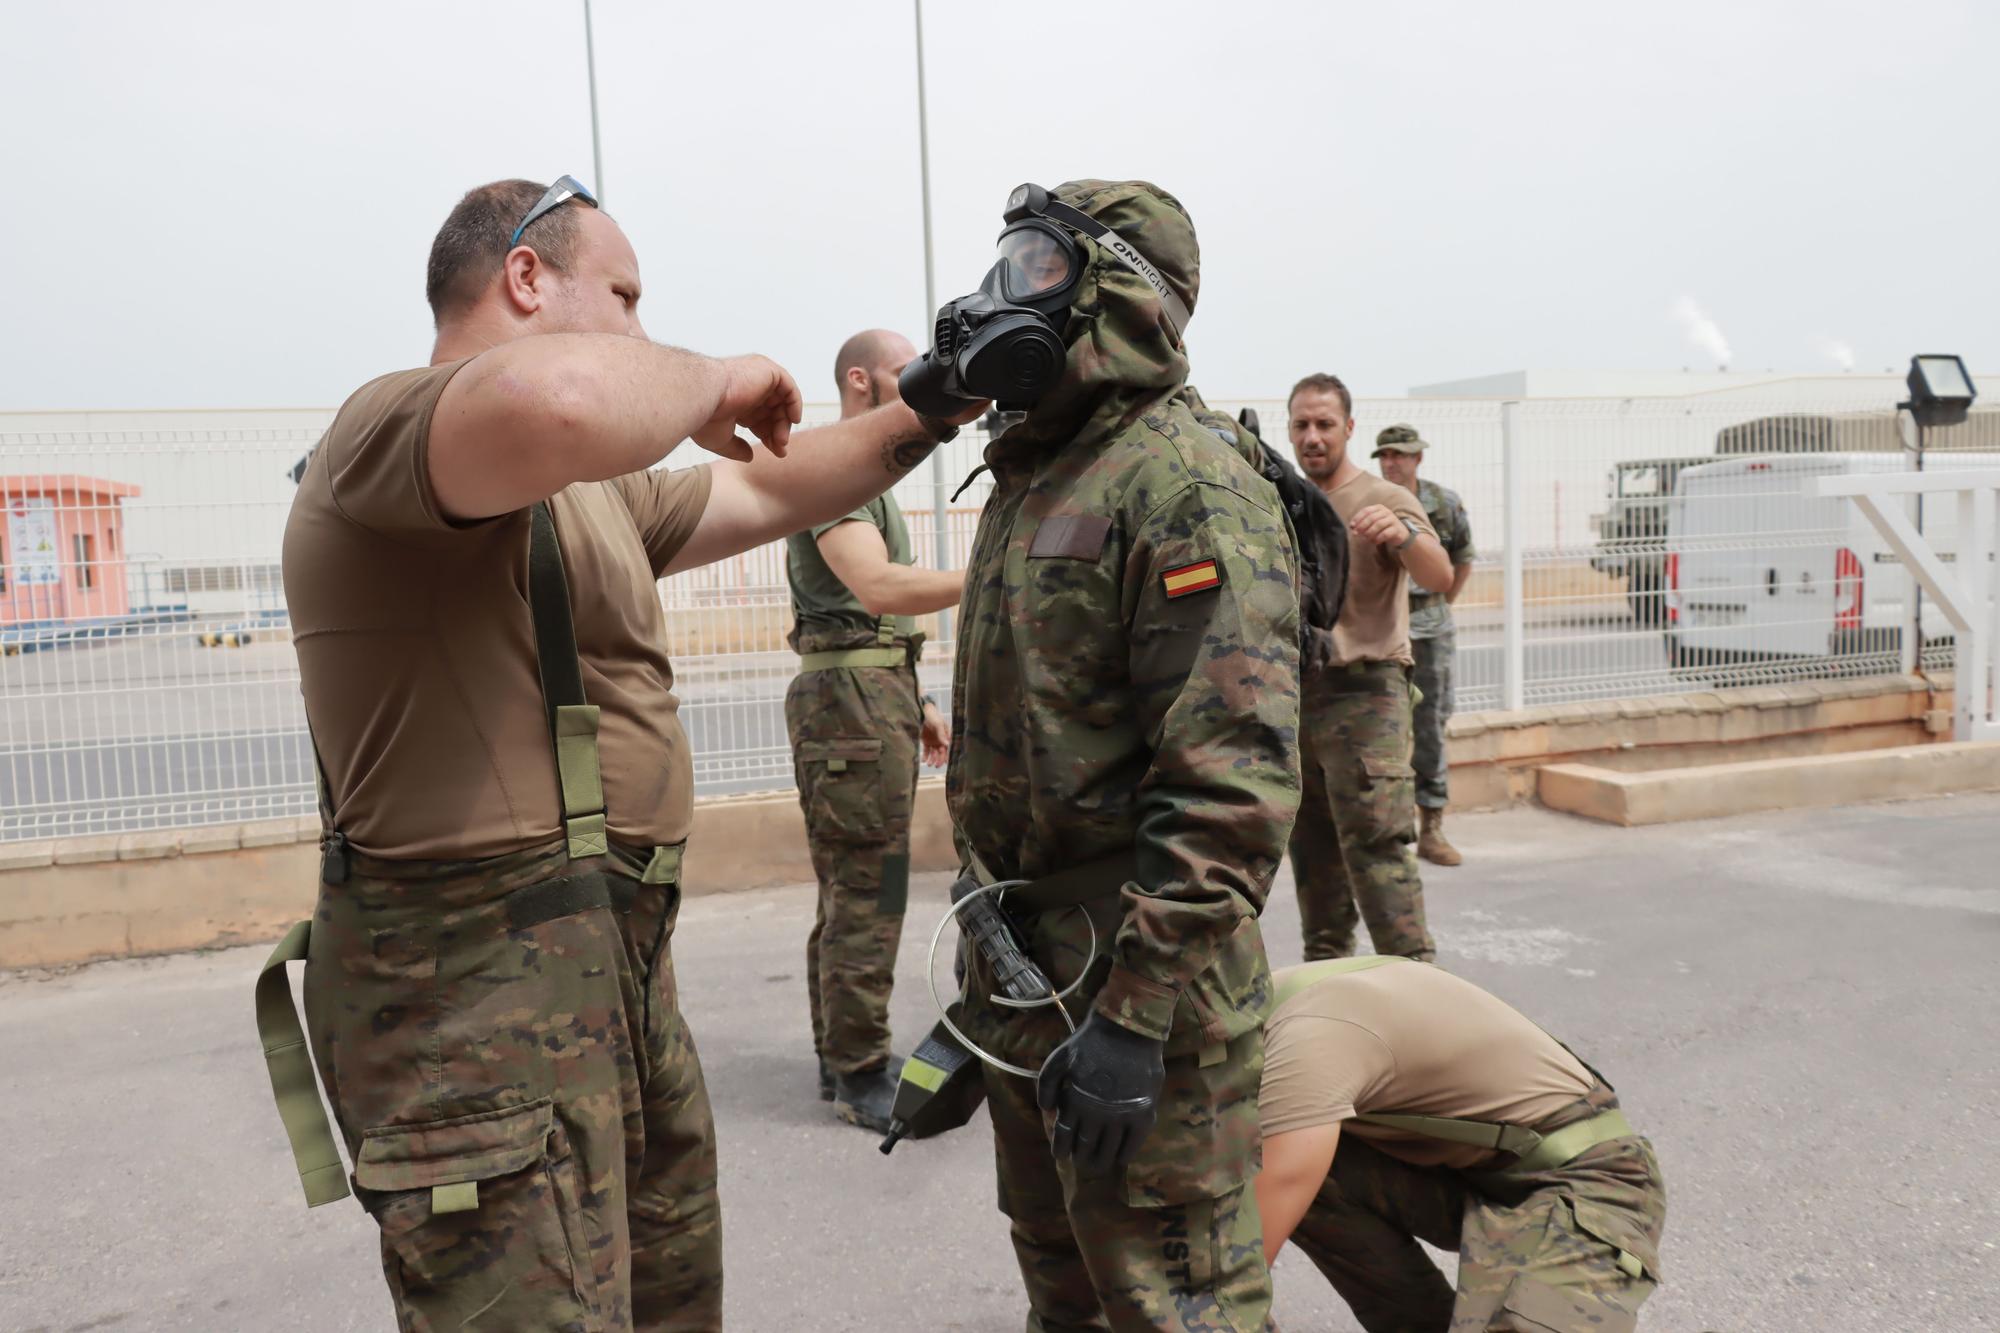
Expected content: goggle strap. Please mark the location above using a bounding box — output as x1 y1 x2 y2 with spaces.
1035 199 1191 339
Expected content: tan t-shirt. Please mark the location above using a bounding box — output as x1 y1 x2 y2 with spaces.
284 361 713 859
1259 959 1593 1170
1325 472 1436 667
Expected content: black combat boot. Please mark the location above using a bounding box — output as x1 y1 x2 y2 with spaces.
832 1058 905 1133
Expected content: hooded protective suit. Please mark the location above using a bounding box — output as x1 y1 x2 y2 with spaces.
945 179 1300 1332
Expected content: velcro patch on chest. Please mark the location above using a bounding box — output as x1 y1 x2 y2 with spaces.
1161 559 1222 598
1028 515 1113 560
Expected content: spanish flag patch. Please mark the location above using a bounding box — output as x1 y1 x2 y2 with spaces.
1161 559 1221 598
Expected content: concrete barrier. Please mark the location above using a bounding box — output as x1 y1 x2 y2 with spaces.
0 785 962 971
1444 672 1952 810
680 780 957 892
1539 741 2000 826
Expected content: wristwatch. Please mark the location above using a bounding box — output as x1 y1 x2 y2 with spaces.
1393 518 1420 552
921 693 941 712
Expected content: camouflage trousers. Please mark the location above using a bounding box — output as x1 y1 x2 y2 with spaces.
1289 1099 1665 1331
302 838 721 1332
1411 632 1456 811
957 906 1274 1332
785 660 921 1075
1288 660 1435 961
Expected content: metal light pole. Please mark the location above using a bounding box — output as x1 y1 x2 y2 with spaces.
583 0 606 199
914 0 952 641
1501 401 1525 711
1906 414 1925 676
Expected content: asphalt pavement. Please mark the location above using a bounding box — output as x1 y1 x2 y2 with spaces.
2 795 1995 1331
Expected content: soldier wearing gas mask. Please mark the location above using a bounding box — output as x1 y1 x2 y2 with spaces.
910 180 1302 1331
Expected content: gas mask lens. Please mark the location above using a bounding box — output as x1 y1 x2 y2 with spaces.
997 227 1074 301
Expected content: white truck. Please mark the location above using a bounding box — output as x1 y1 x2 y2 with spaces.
1663 450 2000 673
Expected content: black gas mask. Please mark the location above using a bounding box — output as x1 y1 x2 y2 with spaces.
899 183 1191 418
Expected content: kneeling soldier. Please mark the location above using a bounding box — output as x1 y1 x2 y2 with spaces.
1255 958 1666 1332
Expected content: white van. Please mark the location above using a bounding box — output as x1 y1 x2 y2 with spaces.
1663 451 2000 670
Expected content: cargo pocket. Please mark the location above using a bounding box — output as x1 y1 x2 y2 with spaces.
357 1098 600 1330
1491 1273 1637 1333
1360 753 1418 844
1487 1196 1659 1331
1122 1027 1262 1208
1565 1195 1663 1285
1360 754 1416 783
799 738 889 844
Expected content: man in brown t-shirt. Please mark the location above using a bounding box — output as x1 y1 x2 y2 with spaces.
268 177 980 1333
1254 958 1667 1331
1284 373 1454 962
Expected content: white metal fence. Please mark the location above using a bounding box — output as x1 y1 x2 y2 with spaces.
3 377 1995 842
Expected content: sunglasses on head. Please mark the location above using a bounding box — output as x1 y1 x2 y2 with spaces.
510 175 599 248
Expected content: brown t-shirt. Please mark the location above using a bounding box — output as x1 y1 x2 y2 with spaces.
284 361 713 859
1324 472 1436 667
1259 959 1593 1170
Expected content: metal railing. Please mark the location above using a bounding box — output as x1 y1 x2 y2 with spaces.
3 378 1994 842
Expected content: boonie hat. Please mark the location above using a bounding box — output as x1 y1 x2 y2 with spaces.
1372 423 1428 456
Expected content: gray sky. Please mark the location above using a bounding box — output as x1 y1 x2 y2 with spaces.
3 0 1995 410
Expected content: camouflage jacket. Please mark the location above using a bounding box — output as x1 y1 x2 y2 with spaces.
1409 477 1474 640
946 181 1302 1049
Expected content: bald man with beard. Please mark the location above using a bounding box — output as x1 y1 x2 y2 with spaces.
785 329 964 1132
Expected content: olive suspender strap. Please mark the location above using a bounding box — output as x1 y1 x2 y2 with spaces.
306 716 347 886
527 501 609 860
256 921 350 1207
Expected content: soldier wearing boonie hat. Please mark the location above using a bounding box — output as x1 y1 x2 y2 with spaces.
1372 425 1476 865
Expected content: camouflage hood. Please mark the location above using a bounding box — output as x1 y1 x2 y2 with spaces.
994 179 1199 456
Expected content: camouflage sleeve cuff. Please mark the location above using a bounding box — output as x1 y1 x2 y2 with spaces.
1093 964 1181 1042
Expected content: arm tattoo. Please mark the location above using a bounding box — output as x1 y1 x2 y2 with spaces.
881 422 943 476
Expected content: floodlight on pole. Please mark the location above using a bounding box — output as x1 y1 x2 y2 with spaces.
1905 354 1977 428
1893 353 1978 672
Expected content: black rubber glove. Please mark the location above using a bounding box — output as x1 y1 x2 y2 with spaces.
1037 1010 1166 1176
